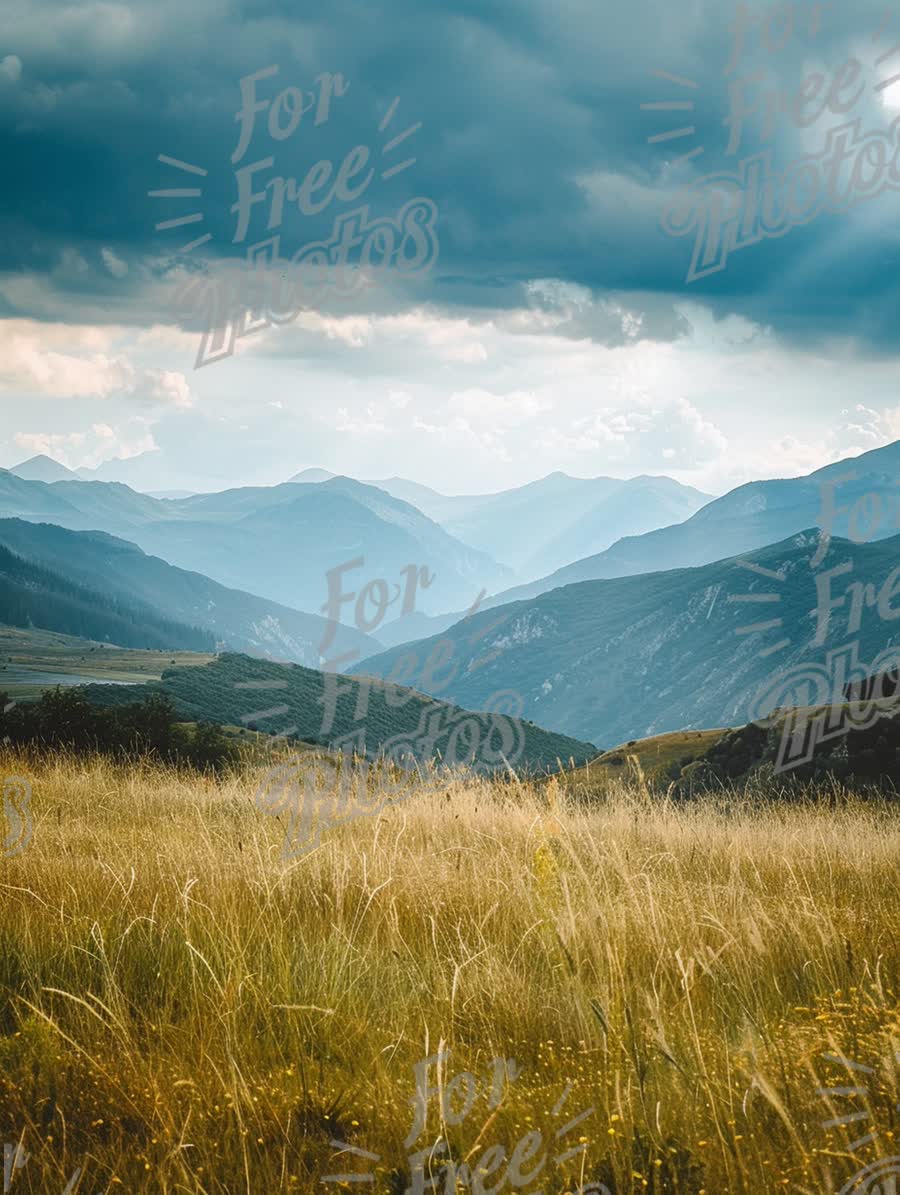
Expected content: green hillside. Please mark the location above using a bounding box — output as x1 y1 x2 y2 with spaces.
669 702 900 791
562 728 728 795
561 705 900 797
86 652 597 774
0 544 214 653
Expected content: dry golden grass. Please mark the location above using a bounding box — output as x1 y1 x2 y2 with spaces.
0 749 899 1193
562 729 728 791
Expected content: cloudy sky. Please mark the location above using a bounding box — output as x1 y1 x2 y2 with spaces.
3 0 900 495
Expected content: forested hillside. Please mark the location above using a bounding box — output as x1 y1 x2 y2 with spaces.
0 544 214 652
86 652 597 772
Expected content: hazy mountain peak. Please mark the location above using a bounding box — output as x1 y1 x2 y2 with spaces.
486 438 900 608
9 454 80 483
811 436 900 481
287 467 337 483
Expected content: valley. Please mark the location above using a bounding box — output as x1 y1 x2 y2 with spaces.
6 10 900 1189
0 626 213 701
4 431 900 1195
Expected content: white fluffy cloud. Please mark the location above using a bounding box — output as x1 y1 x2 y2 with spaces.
756 405 900 479
15 418 157 469
546 398 728 470
448 388 550 427
0 320 193 407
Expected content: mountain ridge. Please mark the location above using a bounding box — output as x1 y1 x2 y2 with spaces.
351 528 900 747
485 439 900 608
0 519 379 667
0 470 512 623
0 542 215 653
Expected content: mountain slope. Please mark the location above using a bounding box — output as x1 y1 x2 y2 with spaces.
521 474 712 577
287 468 337 484
0 544 214 652
0 472 510 622
86 652 597 772
9 454 81 483
0 469 92 524
138 482 510 616
75 451 167 489
284 469 712 582
361 476 451 515
351 530 900 746
0 519 379 668
492 439 900 607
398 471 711 579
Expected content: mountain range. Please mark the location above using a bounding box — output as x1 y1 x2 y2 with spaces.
288 467 712 581
0 519 378 667
5 443 900 761
488 439 900 607
0 469 511 624
9 452 175 489
351 529 900 747
11 457 713 590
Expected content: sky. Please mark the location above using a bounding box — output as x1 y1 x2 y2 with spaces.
3 0 900 496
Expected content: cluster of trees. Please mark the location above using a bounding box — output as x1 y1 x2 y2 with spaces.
665 711 900 792
0 687 239 774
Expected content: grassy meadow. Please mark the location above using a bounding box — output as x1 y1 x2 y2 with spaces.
0 627 214 703
0 748 898 1192
561 730 729 791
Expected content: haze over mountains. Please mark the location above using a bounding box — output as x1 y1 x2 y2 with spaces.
374 472 711 579
10 457 713 586
0 468 511 621
486 439 900 607
4 442 900 756
0 519 378 666
3 458 714 617
8 454 82 484
288 466 712 579
9 452 176 489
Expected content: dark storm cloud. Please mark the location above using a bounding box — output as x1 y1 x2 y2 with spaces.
2 0 900 345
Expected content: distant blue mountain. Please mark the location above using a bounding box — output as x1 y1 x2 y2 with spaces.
0 519 379 667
